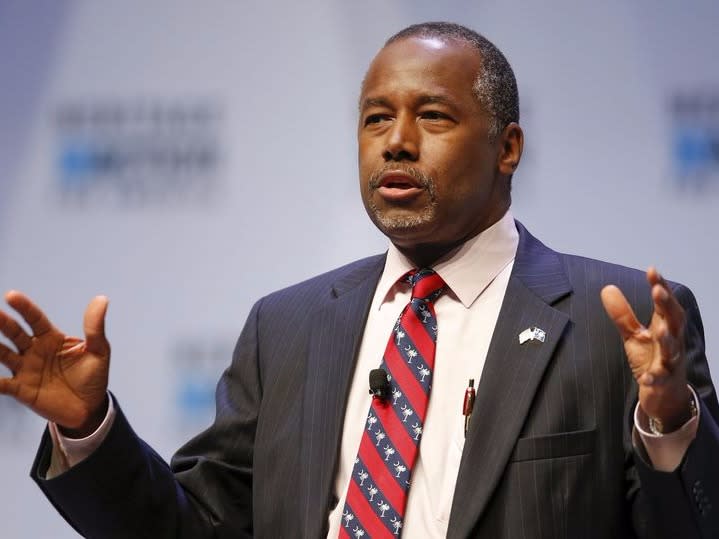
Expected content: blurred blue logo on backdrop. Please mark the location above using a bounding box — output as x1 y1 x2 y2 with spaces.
170 336 234 432
671 91 719 190
54 99 223 206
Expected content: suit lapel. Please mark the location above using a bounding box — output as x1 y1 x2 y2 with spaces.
447 222 572 539
300 255 385 538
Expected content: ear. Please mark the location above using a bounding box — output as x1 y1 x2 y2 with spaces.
496 122 523 176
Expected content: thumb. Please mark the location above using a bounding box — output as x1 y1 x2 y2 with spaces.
601 285 642 341
84 295 110 357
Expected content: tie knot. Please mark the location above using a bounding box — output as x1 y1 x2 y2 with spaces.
406 268 446 302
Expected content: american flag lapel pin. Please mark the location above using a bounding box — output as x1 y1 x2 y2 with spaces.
519 327 546 345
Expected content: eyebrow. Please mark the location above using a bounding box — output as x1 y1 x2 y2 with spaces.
360 97 391 111
417 95 457 107
360 94 458 112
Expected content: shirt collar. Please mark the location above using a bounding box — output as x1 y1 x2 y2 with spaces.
375 210 519 309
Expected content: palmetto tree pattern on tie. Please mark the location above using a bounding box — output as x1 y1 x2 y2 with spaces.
340 269 445 538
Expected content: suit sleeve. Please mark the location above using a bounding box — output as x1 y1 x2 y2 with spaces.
30 299 265 539
631 284 719 538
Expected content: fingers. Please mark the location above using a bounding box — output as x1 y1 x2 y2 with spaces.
647 267 685 336
600 285 643 340
0 308 33 352
83 296 110 357
647 267 685 365
0 342 21 373
0 376 20 398
4 290 54 337
603 270 689 397
643 268 686 383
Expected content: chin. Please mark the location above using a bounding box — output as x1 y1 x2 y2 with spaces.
372 214 439 248
369 203 437 235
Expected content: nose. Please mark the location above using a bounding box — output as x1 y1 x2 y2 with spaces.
383 114 419 162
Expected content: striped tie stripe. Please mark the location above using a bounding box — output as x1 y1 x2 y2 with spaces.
340 269 445 537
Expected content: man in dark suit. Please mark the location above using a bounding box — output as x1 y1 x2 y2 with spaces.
1 22 717 538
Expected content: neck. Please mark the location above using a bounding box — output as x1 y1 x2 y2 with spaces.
395 242 461 269
394 209 509 268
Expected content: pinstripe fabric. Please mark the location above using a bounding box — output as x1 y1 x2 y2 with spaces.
447 226 719 539
31 222 719 539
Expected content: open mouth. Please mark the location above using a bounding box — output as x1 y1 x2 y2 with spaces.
382 179 417 189
375 171 425 202
378 171 421 188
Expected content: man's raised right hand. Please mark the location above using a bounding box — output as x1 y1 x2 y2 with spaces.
0 291 111 438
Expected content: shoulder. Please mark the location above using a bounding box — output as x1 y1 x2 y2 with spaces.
517 219 678 290
256 253 386 312
557 250 695 307
560 252 649 289
517 221 698 319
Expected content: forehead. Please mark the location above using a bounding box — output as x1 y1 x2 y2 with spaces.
361 37 482 104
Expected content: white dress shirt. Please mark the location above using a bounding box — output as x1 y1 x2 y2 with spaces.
327 211 519 538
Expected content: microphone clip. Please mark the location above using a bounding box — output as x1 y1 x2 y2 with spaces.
369 368 392 402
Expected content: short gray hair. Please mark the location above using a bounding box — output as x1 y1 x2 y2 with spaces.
385 22 519 139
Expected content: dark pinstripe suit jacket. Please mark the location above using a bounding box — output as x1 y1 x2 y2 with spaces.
33 222 719 538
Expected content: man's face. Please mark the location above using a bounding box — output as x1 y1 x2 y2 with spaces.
358 37 510 257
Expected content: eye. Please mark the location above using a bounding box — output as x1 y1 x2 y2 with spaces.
364 113 391 126
420 110 450 121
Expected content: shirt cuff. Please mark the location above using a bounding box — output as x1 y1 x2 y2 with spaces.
632 386 700 472
46 394 117 479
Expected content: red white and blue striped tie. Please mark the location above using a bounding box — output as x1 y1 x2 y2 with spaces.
340 268 446 538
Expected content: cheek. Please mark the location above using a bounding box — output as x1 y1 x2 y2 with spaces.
432 155 496 209
430 144 480 188
358 143 380 178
